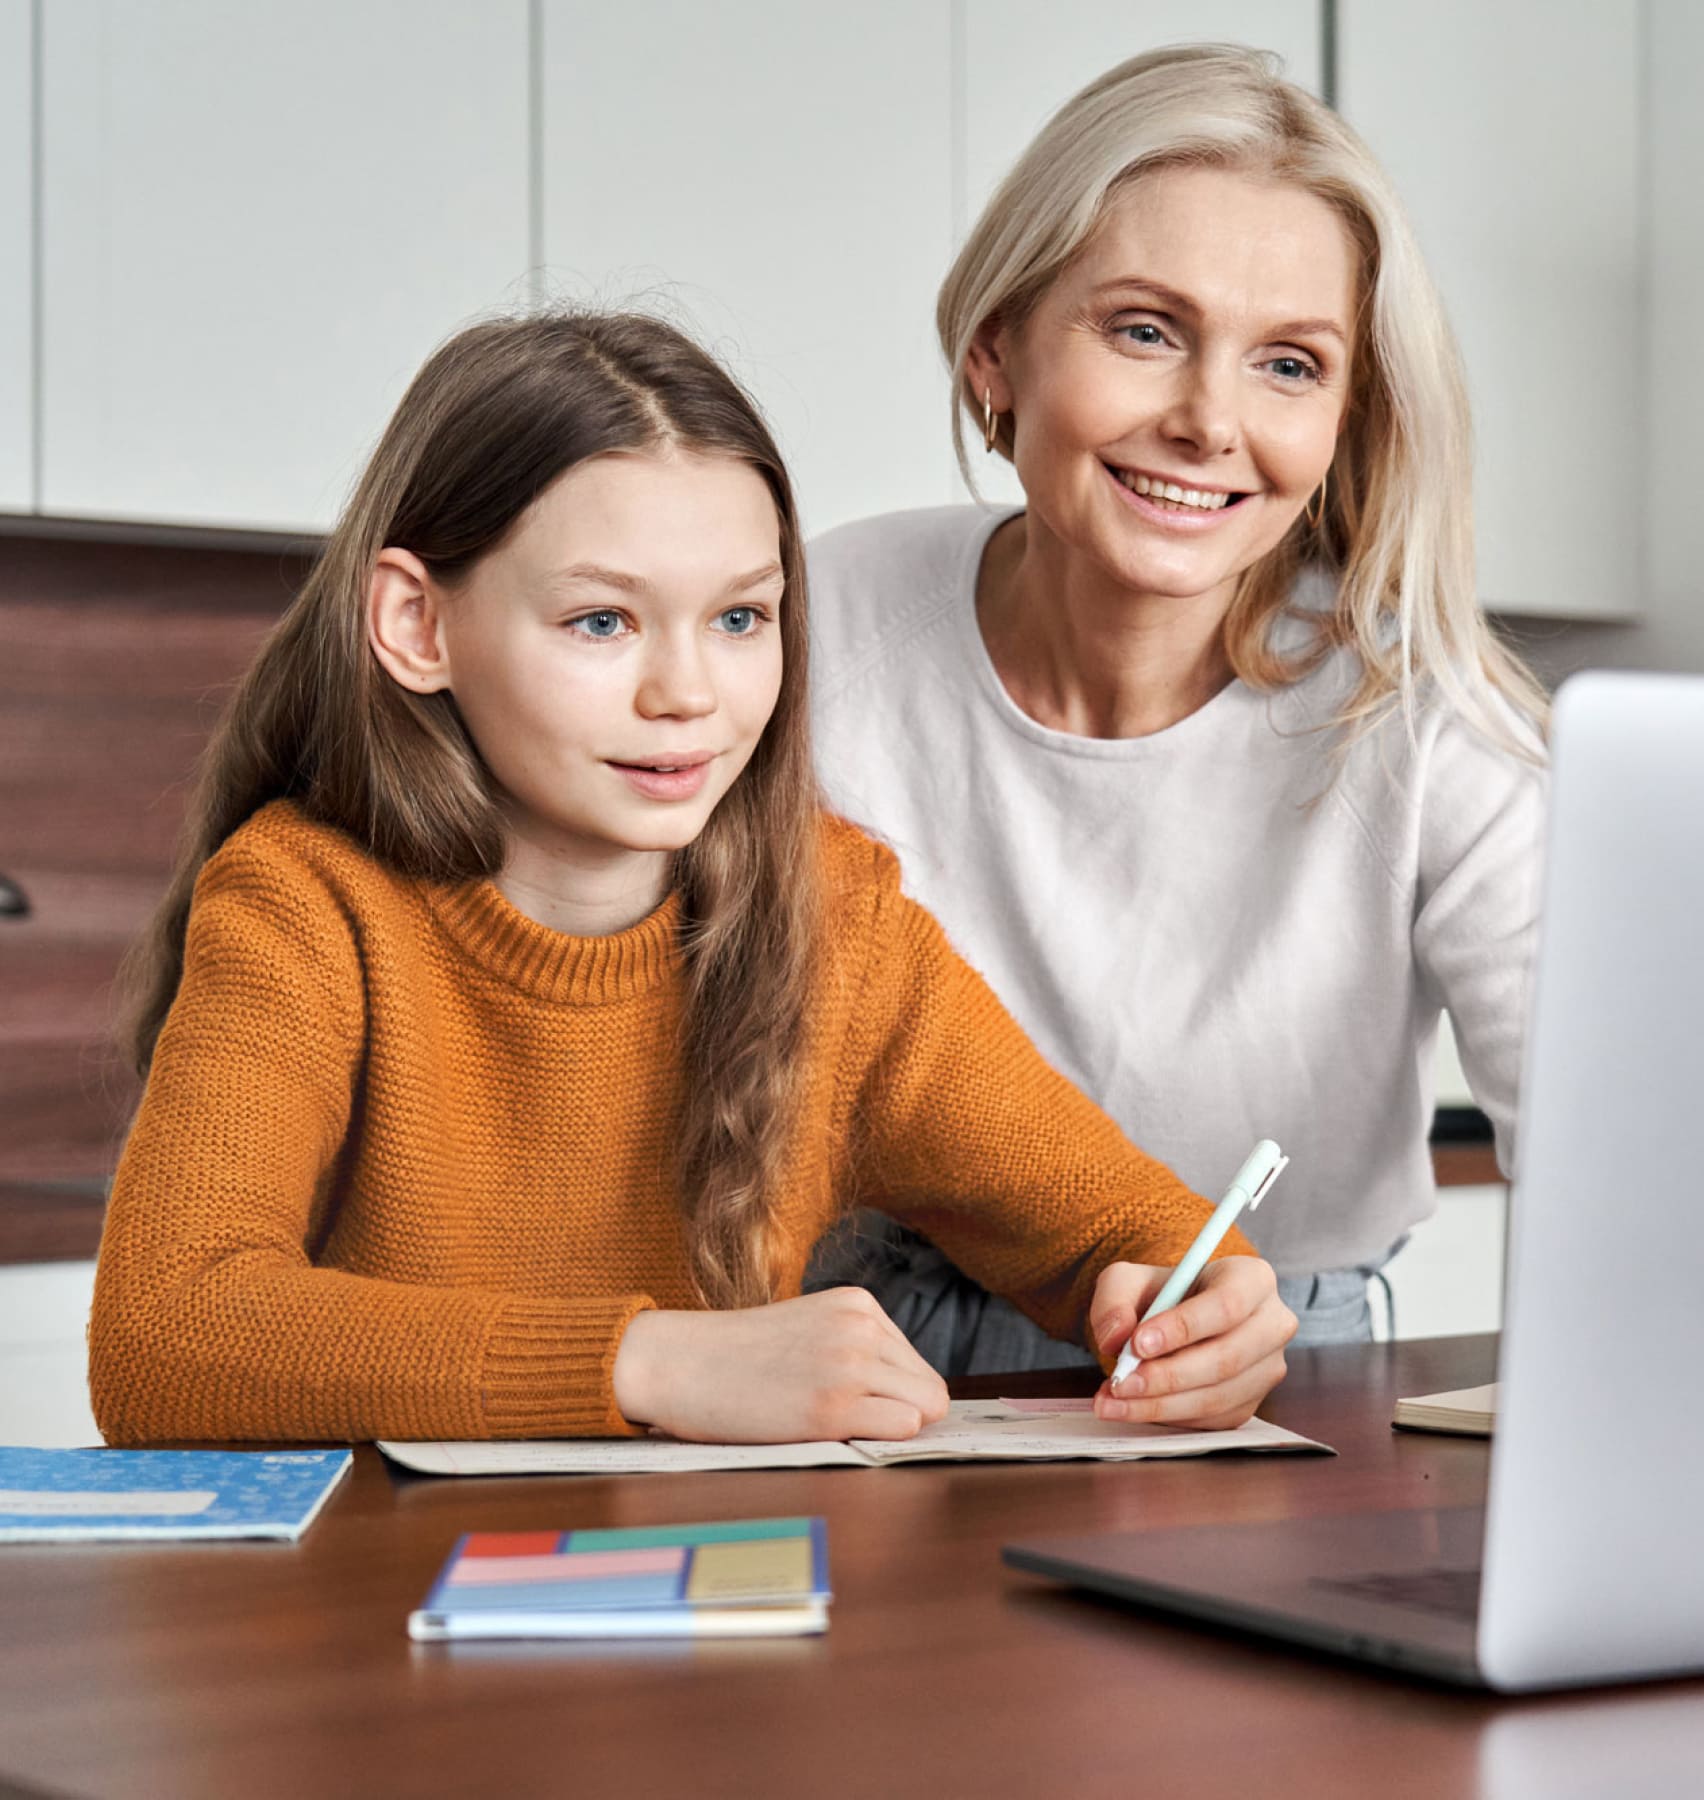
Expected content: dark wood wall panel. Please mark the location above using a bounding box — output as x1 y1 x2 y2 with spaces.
1 534 311 1259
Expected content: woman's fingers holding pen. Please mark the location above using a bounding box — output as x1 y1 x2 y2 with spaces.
1093 1256 1295 1428
1086 1259 1173 1362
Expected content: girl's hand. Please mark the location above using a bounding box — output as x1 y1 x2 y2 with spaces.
1087 1256 1295 1431
612 1288 951 1444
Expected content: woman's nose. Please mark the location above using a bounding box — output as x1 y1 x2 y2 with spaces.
1158 354 1240 460
634 636 716 719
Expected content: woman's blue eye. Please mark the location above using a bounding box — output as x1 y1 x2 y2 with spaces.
1120 322 1167 346
716 606 761 636
1268 356 1319 384
571 610 625 639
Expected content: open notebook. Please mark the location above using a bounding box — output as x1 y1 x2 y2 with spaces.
379 1398 1328 1476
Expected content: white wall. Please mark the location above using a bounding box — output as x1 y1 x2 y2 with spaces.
1504 0 1704 685
38 0 533 534
0 0 31 511
539 0 957 542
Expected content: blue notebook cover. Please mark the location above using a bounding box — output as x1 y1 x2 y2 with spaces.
0 1446 353 1542
410 1515 832 1640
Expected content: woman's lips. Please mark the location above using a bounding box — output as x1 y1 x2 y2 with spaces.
607 758 715 802
1103 461 1249 532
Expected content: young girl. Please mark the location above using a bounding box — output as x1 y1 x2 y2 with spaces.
89 311 1294 1447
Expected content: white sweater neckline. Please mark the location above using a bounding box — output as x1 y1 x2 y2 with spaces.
950 505 1252 761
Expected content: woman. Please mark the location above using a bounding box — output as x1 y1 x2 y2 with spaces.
804 44 1546 1370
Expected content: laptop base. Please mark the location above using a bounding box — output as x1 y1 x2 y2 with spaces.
1004 1506 1486 1688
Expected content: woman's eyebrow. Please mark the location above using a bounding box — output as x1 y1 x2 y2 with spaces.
1090 277 1347 343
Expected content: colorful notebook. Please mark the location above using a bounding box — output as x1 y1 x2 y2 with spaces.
0 1446 352 1542
408 1516 831 1641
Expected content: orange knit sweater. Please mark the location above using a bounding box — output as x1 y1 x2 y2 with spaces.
89 801 1251 1445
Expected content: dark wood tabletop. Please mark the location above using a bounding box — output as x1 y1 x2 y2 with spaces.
3 1334 1699 1800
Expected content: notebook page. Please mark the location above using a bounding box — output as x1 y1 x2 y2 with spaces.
377 1438 872 1477
848 1400 1329 1463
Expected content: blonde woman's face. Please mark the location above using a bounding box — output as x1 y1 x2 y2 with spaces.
985 165 1356 605
441 449 785 867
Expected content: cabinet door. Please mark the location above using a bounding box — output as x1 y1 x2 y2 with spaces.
539 0 955 537
1339 3 1640 620
40 1 531 534
962 3 1322 225
959 3 1323 508
0 0 31 513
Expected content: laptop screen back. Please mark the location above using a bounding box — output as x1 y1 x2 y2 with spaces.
1480 672 1704 1689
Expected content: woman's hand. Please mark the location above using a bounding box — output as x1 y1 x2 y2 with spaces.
1087 1256 1295 1430
612 1288 951 1444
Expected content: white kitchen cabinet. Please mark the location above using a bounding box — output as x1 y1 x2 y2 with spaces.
538 0 955 539
957 3 1323 508
1338 3 1641 621
38 1 531 534
0 0 32 512
960 1 1322 228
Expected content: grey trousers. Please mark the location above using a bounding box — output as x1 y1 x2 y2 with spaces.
802 1213 1389 1380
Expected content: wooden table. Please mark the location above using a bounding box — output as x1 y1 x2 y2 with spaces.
3 1335 1700 1800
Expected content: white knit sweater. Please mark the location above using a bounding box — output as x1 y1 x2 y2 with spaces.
808 505 1546 1276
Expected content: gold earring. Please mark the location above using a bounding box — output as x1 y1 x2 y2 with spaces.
982 387 999 454
1305 469 1328 530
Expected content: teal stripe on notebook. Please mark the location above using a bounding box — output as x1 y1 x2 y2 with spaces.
565 1517 813 1552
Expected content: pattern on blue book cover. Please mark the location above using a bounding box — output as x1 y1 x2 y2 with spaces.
0 1446 353 1541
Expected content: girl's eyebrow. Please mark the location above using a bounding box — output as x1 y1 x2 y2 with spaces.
549 563 649 593
547 561 785 594
1090 276 1346 345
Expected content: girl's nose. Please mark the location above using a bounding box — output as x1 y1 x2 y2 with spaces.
634 637 716 720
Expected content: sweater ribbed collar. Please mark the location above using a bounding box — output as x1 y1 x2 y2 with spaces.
427 878 684 1005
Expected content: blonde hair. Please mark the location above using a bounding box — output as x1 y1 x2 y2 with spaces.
119 310 821 1310
938 43 1547 755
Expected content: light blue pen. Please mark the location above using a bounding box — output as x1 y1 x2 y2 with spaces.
1109 1138 1289 1391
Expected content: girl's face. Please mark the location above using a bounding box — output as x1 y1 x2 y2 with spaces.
423 448 786 873
972 164 1357 605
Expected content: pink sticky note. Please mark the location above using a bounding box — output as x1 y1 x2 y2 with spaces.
996 1396 1098 1413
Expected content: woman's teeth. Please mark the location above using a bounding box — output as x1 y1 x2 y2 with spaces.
1115 469 1233 511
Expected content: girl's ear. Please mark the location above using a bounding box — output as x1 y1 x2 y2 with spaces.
368 548 452 694
963 315 1016 415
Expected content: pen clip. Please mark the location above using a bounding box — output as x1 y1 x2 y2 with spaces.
1245 1149 1289 1210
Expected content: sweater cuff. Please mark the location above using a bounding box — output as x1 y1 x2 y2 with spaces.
479 1294 656 1438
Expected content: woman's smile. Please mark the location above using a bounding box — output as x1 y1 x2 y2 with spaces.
1102 459 1252 531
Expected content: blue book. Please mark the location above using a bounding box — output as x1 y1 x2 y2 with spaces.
0 1446 352 1542
409 1516 832 1640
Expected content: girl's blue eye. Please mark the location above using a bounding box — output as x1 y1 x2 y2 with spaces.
570 610 625 639
716 606 761 636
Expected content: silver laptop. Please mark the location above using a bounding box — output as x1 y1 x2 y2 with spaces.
1004 671 1704 1692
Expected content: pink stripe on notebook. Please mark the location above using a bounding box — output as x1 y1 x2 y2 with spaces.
448 1546 685 1584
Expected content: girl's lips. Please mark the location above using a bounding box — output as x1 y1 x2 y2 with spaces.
608 759 714 802
1103 461 1250 533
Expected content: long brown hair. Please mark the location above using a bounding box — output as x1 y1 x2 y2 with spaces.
119 310 822 1308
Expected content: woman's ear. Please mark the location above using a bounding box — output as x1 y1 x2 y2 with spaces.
368 548 452 694
963 315 1015 415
